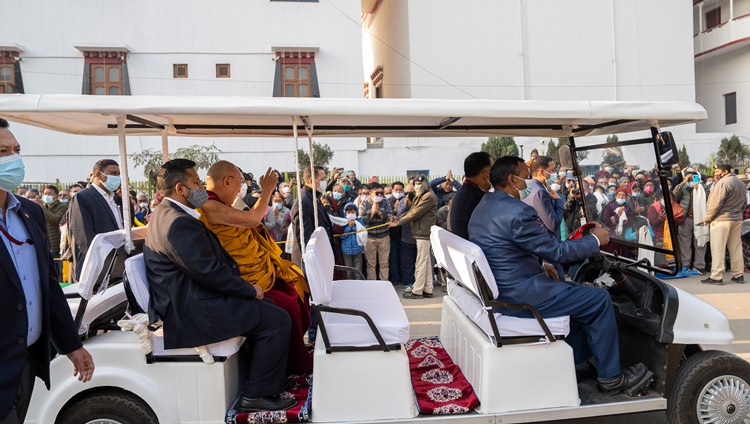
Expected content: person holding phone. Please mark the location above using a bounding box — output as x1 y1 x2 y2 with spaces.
672 171 708 273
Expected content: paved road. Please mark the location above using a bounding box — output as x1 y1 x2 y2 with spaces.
399 271 750 423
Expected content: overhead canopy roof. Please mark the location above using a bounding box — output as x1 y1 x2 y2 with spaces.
0 94 706 138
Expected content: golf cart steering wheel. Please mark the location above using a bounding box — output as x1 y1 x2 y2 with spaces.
568 222 598 240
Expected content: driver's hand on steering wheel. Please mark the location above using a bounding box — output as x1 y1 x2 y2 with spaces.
591 227 610 246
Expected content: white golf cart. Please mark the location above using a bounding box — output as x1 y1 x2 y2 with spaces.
1 95 748 424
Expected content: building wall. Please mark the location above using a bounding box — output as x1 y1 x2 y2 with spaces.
0 0 365 182
361 0 697 176
695 46 750 133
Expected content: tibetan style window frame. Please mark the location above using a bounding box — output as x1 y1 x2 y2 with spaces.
272 47 320 98
78 47 131 96
0 47 24 94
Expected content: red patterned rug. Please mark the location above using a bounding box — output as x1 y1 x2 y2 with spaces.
226 375 312 424
406 336 480 415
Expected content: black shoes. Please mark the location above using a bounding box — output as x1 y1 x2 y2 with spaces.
403 291 433 299
731 276 745 284
701 277 724 285
238 395 296 413
597 363 654 396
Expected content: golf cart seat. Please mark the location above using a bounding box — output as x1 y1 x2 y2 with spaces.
66 227 148 335
123 253 245 359
303 226 417 422
430 226 579 413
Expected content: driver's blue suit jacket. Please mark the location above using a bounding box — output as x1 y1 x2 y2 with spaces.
468 190 600 311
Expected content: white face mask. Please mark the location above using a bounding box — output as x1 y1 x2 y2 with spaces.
385 193 393 199
393 192 404 199
139 202 148 209
373 196 384 203
346 213 357 220
281 186 291 194
238 183 248 198
318 180 327 193
550 183 561 192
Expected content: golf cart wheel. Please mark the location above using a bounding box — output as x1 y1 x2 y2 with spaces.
56 389 158 424
668 350 750 424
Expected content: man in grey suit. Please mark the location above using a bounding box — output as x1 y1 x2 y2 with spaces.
66 159 129 281
144 159 294 413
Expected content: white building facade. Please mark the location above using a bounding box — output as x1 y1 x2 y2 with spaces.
0 0 701 183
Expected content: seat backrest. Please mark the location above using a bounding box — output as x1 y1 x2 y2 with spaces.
78 226 148 300
124 253 149 313
431 226 499 301
302 227 334 305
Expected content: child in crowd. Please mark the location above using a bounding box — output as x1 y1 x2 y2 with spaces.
341 203 365 273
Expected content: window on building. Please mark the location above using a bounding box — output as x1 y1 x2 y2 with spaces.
282 63 311 97
174 64 188 78
706 7 721 30
725 92 737 125
90 64 123 95
0 64 16 94
77 48 130 95
0 47 24 94
216 64 230 78
272 48 319 97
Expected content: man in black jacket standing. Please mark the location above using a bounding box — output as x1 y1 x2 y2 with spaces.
144 159 294 413
1 119 94 424
448 152 493 240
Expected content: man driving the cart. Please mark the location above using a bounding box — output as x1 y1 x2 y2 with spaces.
469 156 653 396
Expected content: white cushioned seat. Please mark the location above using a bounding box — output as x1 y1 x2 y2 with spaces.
303 227 410 348
325 280 410 347
68 284 128 335
430 226 569 342
124 254 245 357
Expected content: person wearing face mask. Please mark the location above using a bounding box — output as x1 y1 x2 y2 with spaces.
388 181 406 286
359 183 393 281
469 156 652 395
340 203 365 274
672 171 708 274
448 152 493 240
144 159 296 413
291 165 334 270
0 119 95 424
329 184 347 217
34 185 67 277
524 156 565 238
389 175 437 299
697 165 747 284
601 188 635 239
595 162 612 180
264 193 291 242
67 158 134 281
628 183 646 217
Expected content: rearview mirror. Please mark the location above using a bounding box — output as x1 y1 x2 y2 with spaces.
558 145 573 169
656 131 679 168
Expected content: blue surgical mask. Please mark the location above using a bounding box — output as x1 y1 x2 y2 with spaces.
100 172 121 192
0 154 25 192
616 198 626 205
343 184 351 192
60 199 69 204
333 192 343 201
660 199 665 206
546 171 558 185
42 195 54 204
632 192 641 198
687 181 695 188
512 175 533 200
274 203 284 210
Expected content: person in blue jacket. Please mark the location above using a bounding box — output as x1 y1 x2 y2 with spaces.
340 203 365 274
468 156 651 395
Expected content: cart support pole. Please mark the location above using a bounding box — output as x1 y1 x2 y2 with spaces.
161 130 169 163
117 115 135 254
293 117 306 253
303 118 318 229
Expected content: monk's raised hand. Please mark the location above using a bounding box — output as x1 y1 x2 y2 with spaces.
259 167 278 192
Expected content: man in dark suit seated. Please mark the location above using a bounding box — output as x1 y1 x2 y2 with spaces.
468 156 652 395
448 151 493 240
1 118 94 424
144 159 295 413
67 159 131 281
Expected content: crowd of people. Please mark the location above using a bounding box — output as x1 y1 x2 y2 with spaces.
4 105 750 421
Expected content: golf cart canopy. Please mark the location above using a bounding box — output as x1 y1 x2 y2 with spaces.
0 94 706 138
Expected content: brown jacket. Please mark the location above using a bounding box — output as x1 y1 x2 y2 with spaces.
398 184 437 239
705 174 747 222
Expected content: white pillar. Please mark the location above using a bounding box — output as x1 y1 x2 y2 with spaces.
117 115 134 254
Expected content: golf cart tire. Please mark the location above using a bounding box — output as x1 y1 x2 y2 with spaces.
667 350 750 424
56 389 158 424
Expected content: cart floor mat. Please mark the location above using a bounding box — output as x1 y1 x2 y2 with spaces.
226 374 311 423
